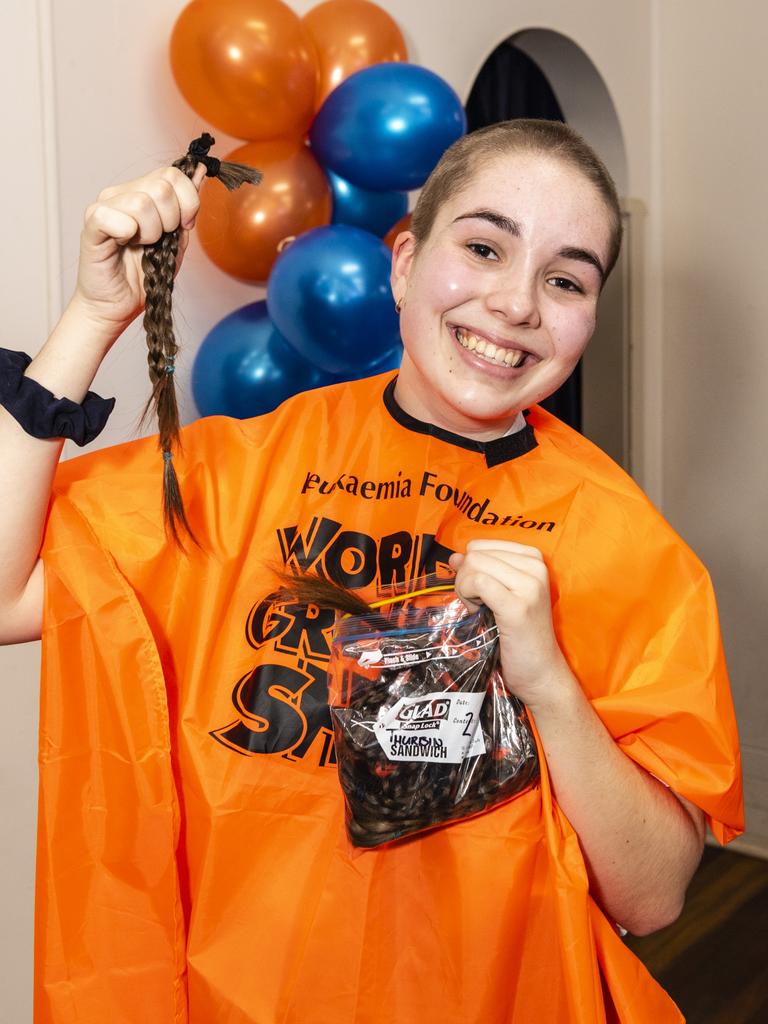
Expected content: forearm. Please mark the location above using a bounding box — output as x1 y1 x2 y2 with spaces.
0 297 119 608
0 163 202 622
527 663 705 936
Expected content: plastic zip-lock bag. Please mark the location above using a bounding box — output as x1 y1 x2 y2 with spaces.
328 583 540 848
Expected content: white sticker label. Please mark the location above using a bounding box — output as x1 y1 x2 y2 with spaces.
373 690 487 763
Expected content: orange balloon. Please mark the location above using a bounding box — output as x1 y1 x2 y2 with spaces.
170 0 319 140
196 139 332 282
303 0 408 106
384 212 413 250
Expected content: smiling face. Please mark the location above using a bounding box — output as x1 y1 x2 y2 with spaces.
390 152 615 439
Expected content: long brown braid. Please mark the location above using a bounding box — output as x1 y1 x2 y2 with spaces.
139 133 262 550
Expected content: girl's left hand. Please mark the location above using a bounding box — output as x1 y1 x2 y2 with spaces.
449 539 572 710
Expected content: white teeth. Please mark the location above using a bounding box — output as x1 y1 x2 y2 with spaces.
455 327 526 369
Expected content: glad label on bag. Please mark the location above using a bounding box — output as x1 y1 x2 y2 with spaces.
374 691 487 763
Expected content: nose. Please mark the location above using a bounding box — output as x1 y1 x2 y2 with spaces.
484 268 541 329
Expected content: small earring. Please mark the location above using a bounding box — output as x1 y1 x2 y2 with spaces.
395 297 403 314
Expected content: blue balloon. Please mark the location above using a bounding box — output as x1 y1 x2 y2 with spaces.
267 225 401 375
334 341 403 383
191 300 336 419
328 169 408 237
310 62 466 191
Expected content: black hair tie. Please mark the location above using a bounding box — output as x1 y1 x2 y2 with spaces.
199 155 221 178
187 133 222 179
184 132 263 190
0 348 115 446
187 132 215 158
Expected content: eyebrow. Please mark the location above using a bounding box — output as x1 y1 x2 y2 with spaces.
557 246 605 282
453 208 521 236
452 208 605 282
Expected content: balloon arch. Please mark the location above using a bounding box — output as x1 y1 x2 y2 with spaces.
169 0 466 418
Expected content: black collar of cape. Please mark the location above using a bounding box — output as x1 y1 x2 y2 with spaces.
382 377 538 469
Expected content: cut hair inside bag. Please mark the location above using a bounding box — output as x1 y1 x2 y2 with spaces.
326 578 540 848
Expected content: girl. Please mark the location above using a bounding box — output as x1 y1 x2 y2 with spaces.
0 121 742 1022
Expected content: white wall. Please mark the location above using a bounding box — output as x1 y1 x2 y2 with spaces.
657 0 768 854
1 0 765 1018
0 2 54 1016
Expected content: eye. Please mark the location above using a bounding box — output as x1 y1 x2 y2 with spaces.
548 276 584 294
466 241 499 261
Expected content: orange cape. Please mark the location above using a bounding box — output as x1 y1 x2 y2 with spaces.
37 374 743 1022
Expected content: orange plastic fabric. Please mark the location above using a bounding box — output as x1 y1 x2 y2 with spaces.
37 373 743 1023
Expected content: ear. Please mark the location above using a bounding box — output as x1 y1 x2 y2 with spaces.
390 231 417 305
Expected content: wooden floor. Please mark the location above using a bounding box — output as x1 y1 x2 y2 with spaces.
625 846 768 1023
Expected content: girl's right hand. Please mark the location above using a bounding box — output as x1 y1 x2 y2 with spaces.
73 162 207 337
